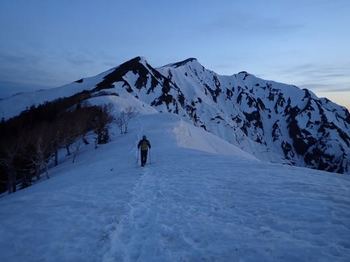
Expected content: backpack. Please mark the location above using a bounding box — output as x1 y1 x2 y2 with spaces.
140 140 149 150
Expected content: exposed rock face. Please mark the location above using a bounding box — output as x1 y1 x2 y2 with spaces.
2 56 349 174
97 57 349 174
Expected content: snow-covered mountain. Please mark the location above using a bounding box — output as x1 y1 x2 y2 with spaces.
1 112 350 262
1 58 350 261
1 56 349 174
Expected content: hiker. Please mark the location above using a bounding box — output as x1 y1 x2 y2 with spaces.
137 135 151 167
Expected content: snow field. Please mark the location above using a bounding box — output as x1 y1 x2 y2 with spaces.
0 123 143 262
0 112 349 261
103 153 350 261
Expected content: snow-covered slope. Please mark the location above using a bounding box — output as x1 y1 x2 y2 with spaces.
0 112 349 262
157 58 350 174
1 56 349 174
0 68 116 119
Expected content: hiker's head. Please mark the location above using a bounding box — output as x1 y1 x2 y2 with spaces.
143 135 146 139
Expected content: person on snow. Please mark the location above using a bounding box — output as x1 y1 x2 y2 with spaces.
137 135 151 167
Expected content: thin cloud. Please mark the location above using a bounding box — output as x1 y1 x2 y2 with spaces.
275 63 350 92
301 84 350 92
0 52 41 66
279 63 350 78
65 54 94 66
202 12 304 36
0 50 105 87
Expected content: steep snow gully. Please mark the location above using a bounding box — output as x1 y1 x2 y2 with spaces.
1 113 350 262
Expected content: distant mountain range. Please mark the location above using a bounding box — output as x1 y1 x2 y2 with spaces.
1 56 349 174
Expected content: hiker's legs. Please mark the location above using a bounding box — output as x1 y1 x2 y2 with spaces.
141 150 148 166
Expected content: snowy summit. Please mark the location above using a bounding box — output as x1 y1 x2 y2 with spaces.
1 56 349 174
0 57 350 262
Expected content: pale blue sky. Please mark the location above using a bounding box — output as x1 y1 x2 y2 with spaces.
0 0 349 108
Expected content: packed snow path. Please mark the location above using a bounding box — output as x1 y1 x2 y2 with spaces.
0 114 349 261
103 150 350 262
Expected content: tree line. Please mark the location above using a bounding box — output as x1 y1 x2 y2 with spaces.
0 91 113 194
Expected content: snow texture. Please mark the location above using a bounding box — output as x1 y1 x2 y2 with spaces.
1 56 349 174
1 112 349 262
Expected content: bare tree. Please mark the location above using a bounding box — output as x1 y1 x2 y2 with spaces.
0 137 22 193
93 105 113 146
70 108 91 163
71 139 82 163
115 115 124 134
60 118 76 156
115 107 137 134
0 95 118 194
123 107 137 133
28 124 53 180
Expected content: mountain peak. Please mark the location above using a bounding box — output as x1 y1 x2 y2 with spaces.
1 56 349 174
172 58 198 67
135 56 148 64
161 58 201 69
121 56 149 66
94 56 152 91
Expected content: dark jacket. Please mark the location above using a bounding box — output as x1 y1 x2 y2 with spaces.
138 139 151 151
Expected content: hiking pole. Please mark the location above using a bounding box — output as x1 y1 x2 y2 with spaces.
136 148 139 165
149 148 151 164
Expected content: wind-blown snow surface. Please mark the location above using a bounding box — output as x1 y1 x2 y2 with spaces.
1 113 349 262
